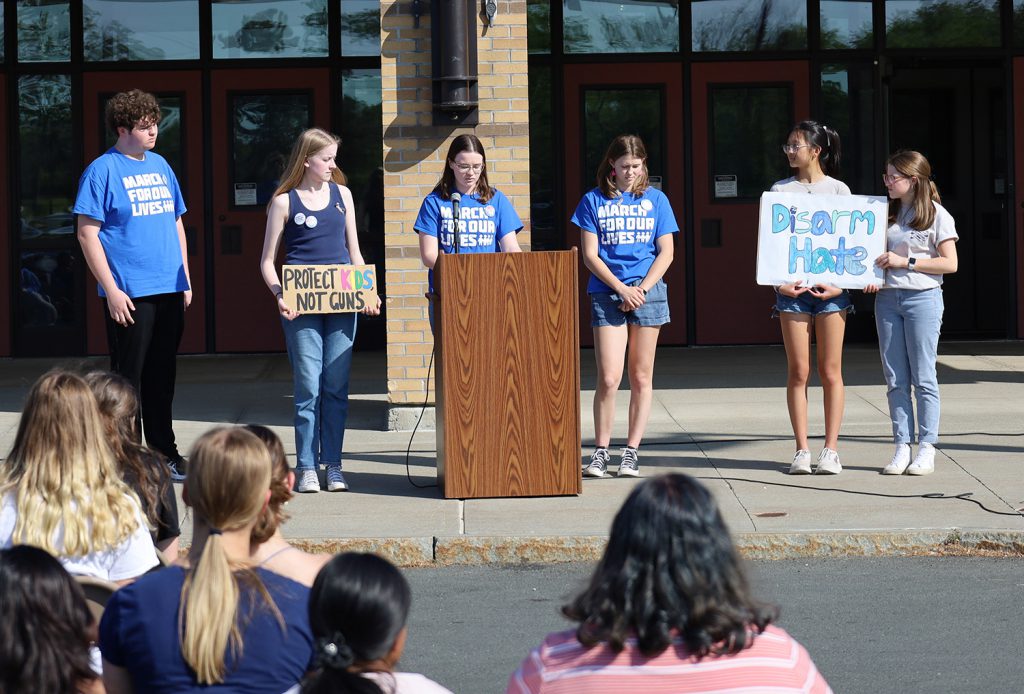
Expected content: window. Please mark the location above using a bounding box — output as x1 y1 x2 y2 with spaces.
692 0 806 52
564 0 679 54
18 0 70 62
709 85 791 199
821 0 873 49
83 0 200 61
886 0 1000 48
212 0 328 58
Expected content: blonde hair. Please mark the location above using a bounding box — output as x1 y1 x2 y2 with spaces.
179 427 278 685
596 134 650 199
0 370 144 557
266 127 347 212
886 150 941 230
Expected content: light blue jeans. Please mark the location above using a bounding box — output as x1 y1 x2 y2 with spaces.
874 288 943 444
281 312 357 471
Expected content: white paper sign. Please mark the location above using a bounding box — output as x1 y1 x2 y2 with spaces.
714 175 737 198
234 183 257 206
756 192 887 289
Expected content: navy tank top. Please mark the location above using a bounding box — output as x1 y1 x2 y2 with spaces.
283 184 351 265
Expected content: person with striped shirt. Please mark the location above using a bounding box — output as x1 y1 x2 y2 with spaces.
507 474 831 694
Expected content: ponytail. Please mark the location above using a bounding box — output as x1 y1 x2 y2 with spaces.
790 121 842 178
178 427 279 684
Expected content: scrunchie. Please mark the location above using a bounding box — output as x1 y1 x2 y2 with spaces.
316 633 355 670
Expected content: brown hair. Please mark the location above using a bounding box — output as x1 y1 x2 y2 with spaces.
243 424 292 544
85 371 170 531
105 89 163 134
596 134 650 199
886 150 941 230
432 134 494 203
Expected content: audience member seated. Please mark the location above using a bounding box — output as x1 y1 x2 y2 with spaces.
245 424 330 586
0 370 159 582
303 552 453 694
507 474 833 694
0 545 103 694
87 371 181 561
99 426 315 693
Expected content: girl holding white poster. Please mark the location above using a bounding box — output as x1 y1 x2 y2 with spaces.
260 128 380 494
865 151 958 476
770 121 851 475
574 135 678 479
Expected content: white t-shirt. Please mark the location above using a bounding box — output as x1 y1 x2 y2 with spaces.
770 175 851 196
0 492 159 581
363 671 454 694
882 201 958 290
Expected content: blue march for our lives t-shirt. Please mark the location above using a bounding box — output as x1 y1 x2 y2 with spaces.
413 189 523 291
571 187 679 294
73 148 189 298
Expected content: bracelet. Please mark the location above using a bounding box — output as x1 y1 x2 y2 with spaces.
275 292 283 300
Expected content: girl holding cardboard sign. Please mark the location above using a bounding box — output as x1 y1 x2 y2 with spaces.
770 121 851 475
575 135 678 479
260 128 380 494
865 151 958 476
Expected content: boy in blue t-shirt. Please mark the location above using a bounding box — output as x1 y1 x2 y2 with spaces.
74 89 192 478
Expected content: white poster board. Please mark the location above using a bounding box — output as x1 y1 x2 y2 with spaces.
756 192 887 289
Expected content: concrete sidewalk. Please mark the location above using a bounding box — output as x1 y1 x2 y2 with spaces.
0 342 1021 564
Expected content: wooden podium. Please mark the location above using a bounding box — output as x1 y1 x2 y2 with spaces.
434 250 581 499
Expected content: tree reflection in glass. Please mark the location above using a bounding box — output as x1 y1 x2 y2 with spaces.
691 0 806 52
563 0 679 54
340 0 380 56
213 0 327 58
232 94 310 206
83 1 200 61
886 0 999 48
17 0 70 62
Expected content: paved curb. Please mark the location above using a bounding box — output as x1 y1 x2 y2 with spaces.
283 530 1024 567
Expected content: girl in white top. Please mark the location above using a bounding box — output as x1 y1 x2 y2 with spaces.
769 121 852 475
865 151 958 475
303 552 453 694
0 370 158 583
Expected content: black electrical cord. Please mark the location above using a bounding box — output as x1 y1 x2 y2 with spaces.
404 348 437 488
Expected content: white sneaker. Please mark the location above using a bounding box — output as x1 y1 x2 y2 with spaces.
789 449 812 475
297 469 320 493
814 448 842 475
617 447 640 477
326 465 349 492
907 442 936 476
882 444 912 475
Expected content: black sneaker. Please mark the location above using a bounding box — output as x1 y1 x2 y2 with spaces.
617 447 640 477
167 457 187 481
584 448 610 478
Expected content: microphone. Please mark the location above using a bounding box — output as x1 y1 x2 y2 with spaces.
450 192 461 254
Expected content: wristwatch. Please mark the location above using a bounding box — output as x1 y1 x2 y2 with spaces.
907 257 917 272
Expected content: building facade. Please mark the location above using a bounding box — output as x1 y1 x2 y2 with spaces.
2 1 1022 411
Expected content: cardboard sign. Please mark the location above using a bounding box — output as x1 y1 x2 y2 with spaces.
280 264 377 314
756 192 887 289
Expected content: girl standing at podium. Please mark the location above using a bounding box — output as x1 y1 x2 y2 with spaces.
260 128 380 495
573 134 678 479
414 134 523 327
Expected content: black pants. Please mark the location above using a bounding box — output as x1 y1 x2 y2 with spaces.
104 292 185 461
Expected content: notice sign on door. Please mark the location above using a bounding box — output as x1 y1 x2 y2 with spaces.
756 192 886 289
281 264 378 314
714 175 737 198
234 183 258 206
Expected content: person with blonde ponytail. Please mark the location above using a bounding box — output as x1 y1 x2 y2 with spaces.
865 151 958 476
0 369 159 582
99 427 315 693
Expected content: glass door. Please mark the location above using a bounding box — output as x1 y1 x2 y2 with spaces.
81 71 206 354
209 68 330 352
690 61 809 345
1016 57 1024 338
563 63 687 346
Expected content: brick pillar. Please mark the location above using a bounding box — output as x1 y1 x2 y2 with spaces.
381 1 531 426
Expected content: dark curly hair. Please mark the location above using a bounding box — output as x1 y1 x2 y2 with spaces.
244 424 293 544
105 88 162 134
0 545 98 693
563 474 778 658
302 553 412 694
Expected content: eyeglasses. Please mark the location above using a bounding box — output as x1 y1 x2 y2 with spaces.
882 174 910 185
454 163 483 173
781 144 810 154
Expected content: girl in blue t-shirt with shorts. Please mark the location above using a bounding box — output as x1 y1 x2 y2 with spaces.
771 121 852 476
573 135 678 478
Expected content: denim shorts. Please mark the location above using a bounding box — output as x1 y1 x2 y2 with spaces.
773 289 853 317
591 279 670 327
